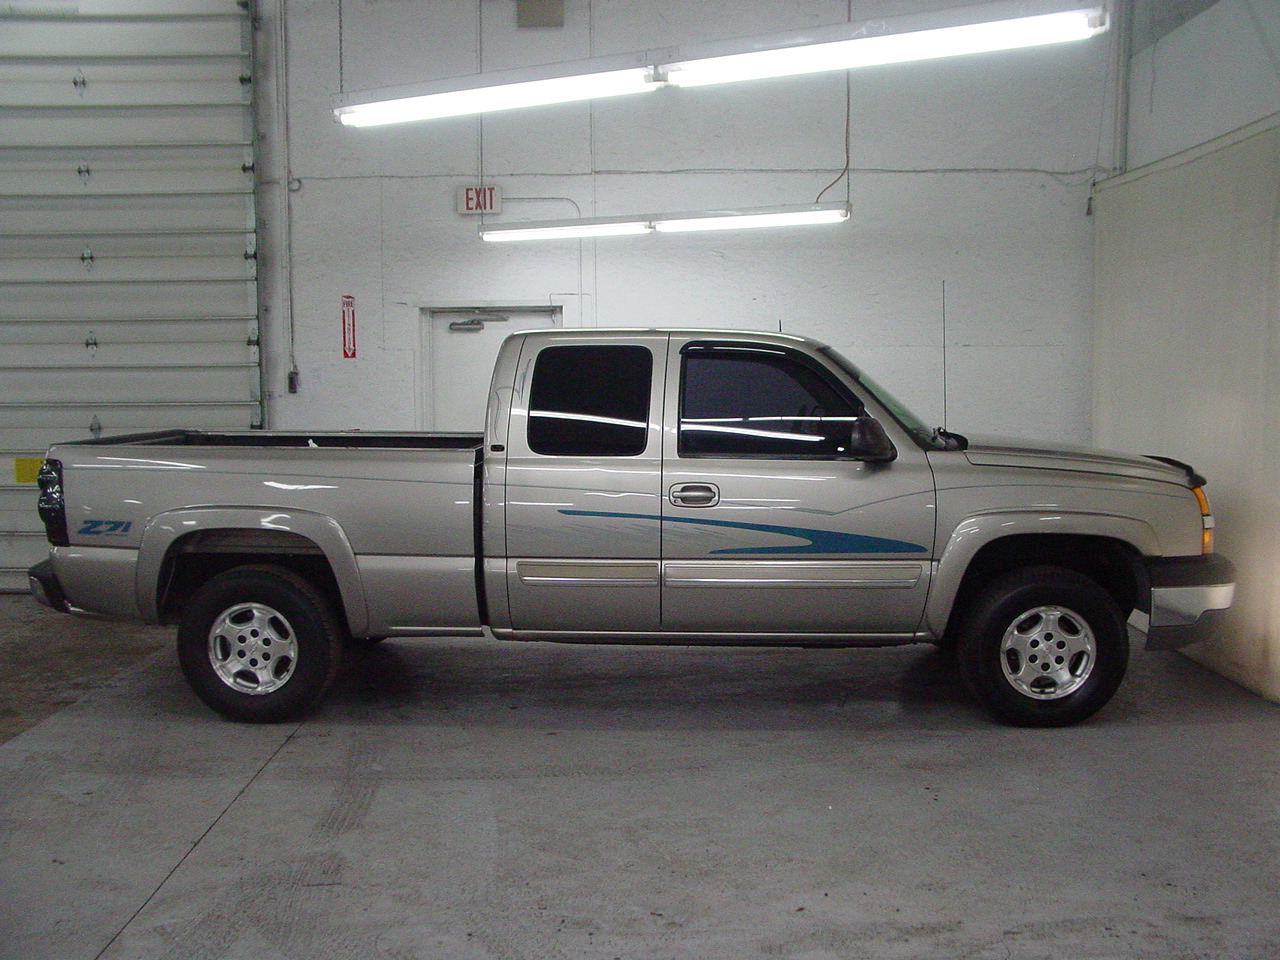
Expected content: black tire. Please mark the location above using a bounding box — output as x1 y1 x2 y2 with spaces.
956 565 1128 727
177 564 343 722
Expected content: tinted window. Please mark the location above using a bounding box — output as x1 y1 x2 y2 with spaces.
528 345 652 456
680 347 863 458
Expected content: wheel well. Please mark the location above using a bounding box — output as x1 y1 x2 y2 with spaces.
157 529 347 631
945 534 1145 640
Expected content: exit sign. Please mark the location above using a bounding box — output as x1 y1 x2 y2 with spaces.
457 185 502 215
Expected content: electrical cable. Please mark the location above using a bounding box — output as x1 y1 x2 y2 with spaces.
816 0 855 204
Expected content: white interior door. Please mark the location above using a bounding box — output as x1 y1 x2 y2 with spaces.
421 306 560 432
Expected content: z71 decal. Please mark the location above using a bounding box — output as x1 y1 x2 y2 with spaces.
77 520 133 537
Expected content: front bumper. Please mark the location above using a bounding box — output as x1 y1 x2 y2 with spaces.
28 559 70 613
1141 553 1236 649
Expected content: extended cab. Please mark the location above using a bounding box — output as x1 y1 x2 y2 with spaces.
29 329 1235 726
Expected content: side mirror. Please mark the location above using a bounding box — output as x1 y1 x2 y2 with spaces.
847 416 897 463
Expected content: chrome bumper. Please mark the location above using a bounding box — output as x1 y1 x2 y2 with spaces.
1140 554 1236 650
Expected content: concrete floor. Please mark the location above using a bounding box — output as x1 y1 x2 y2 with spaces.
2 597 1280 960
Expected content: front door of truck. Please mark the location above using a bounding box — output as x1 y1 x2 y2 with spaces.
660 337 936 638
503 332 667 634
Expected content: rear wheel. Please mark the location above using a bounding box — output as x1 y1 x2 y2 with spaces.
956 566 1128 727
177 565 342 722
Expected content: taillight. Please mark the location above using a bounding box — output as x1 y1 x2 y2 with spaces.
37 459 69 547
1192 485 1214 554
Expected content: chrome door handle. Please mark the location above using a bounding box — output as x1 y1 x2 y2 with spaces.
670 483 719 507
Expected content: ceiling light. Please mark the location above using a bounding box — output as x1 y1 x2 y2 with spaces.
654 204 850 233
661 9 1106 87
479 204 850 242
480 217 653 242
336 65 656 127
335 3 1107 127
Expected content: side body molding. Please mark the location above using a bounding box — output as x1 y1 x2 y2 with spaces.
135 507 368 634
925 510 1160 638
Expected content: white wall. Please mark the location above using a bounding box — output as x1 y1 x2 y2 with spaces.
256 0 1117 438
1093 117 1280 701
1127 0 1280 168
1094 0 1280 702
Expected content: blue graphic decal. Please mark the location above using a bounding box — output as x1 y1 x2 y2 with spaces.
558 509 926 555
77 519 133 537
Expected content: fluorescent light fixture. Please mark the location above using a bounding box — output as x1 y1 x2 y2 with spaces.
481 218 653 242
479 204 850 242
661 9 1107 87
335 2 1107 127
654 205 850 233
336 66 655 127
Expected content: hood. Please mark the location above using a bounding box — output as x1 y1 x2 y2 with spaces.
961 436 1193 486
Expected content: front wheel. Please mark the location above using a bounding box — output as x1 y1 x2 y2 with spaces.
956 566 1128 727
177 565 343 722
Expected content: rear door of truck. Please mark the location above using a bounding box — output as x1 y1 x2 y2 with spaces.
500 331 667 634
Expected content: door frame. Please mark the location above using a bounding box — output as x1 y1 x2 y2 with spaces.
416 303 562 431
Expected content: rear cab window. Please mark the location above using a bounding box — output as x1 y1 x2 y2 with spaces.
527 344 654 457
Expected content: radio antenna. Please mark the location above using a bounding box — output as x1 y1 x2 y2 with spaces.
941 279 948 431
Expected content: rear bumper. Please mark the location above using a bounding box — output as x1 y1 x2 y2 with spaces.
1141 554 1236 649
28 559 70 613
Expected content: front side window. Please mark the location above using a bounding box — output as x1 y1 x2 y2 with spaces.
528 345 652 456
680 346 864 458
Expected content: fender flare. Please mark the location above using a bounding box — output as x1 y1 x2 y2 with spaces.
135 506 369 635
925 510 1158 638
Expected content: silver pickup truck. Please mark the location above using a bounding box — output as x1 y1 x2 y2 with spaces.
29 328 1235 726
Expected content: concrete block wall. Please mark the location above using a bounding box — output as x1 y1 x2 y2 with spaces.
254 0 1117 440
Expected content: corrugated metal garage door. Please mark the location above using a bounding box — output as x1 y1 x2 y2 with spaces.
0 0 259 590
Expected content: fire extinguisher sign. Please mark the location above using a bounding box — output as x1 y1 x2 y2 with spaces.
341 295 356 358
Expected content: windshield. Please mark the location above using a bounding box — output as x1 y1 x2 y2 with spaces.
819 346 947 451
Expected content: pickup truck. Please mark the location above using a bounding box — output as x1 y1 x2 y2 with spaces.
28 328 1235 726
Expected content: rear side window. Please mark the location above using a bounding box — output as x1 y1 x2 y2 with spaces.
528 345 653 457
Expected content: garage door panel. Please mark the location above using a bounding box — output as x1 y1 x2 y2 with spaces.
6 341 252 368
0 165 253 197
0 232 251 260
0 317 252 345
2 63 250 109
5 337 252 366
0 280 255 319
4 364 257 403
0 256 254 283
0 21 244 60
0 146 252 177
37 0 241 14
0 492 44 536
3 78 248 110
0 191 253 234
0 533 47 588
0 403 255 436
0 1 257 590
0 109 250 149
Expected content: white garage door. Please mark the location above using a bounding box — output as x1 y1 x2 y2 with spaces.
0 0 259 590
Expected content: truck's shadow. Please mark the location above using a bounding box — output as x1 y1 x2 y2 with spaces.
328 637 987 730
324 636 1276 731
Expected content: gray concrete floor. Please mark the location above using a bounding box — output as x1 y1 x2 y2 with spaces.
2 596 1280 960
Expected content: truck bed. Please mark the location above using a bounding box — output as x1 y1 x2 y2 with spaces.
42 428 487 635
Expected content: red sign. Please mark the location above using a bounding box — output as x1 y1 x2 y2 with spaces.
456 185 502 215
342 295 356 358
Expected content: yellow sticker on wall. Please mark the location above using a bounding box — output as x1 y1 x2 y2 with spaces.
14 458 43 484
